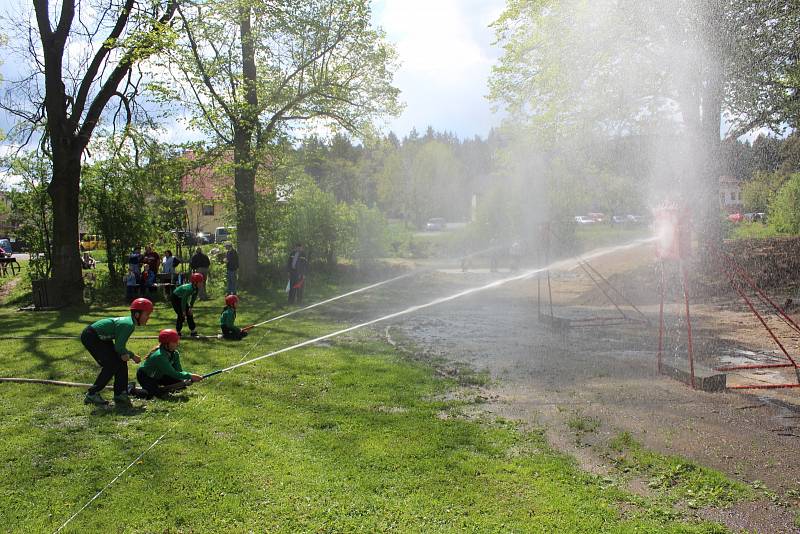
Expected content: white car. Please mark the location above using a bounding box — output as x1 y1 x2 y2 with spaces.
574 216 594 225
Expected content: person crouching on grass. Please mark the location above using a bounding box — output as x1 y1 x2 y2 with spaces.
220 294 252 340
170 272 204 337
129 329 202 399
81 298 153 407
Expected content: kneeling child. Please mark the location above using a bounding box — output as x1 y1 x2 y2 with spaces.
131 329 202 399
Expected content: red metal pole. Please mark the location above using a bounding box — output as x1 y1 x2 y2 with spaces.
727 383 800 390
715 363 794 371
715 248 800 335
658 259 665 374
720 264 798 368
680 260 695 389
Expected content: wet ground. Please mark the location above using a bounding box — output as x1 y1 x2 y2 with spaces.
319 243 800 532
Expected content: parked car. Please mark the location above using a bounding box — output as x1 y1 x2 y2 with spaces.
744 212 766 223
727 212 744 223
425 218 446 231
574 216 595 225
626 214 645 224
0 238 12 257
215 226 235 244
195 232 213 244
587 212 606 223
79 234 105 251
173 230 197 246
611 215 627 224
8 238 28 252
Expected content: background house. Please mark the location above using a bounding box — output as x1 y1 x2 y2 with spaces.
719 175 743 213
181 151 232 234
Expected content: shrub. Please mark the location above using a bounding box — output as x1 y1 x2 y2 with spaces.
768 173 800 234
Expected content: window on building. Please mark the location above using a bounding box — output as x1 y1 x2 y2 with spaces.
202 204 215 216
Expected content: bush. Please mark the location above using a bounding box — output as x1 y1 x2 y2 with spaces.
768 173 800 234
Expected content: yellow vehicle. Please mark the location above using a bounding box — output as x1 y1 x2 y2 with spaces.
80 234 105 251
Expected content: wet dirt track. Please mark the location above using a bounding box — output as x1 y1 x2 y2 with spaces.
316 244 800 532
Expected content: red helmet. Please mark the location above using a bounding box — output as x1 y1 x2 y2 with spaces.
190 272 205 284
130 298 154 313
158 329 180 345
225 294 239 306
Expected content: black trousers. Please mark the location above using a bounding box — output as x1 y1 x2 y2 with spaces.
222 326 248 340
170 294 196 334
135 368 185 398
81 326 128 395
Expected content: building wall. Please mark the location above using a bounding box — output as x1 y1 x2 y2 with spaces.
719 182 742 212
186 201 227 234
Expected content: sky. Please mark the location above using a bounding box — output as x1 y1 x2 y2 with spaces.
371 0 506 139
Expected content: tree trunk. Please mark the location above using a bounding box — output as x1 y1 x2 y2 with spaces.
233 128 259 289
232 5 260 290
47 152 84 305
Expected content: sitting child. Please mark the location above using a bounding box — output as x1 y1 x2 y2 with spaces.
220 294 251 340
125 268 138 302
129 329 202 399
140 264 156 296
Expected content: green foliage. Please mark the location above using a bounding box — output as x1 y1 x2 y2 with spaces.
607 432 751 509
741 170 787 212
3 154 53 281
768 173 800 234
80 138 188 282
278 178 389 268
727 221 777 240
283 179 340 265
337 202 388 267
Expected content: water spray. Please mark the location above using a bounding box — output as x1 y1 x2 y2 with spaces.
201 238 656 379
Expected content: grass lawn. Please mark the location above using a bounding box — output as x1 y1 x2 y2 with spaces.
0 272 734 532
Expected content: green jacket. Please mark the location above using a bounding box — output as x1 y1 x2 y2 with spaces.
172 283 198 310
219 306 240 333
90 316 135 357
138 346 191 381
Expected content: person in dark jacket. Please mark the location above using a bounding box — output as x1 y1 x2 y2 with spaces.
129 329 202 399
142 244 160 275
224 243 239 295
287 243 308 305
128 246 142 276
189 247 211 300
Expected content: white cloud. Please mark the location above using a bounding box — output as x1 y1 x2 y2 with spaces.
373 0 505 138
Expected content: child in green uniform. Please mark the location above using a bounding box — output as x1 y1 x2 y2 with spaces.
81 298 153 406
220 294 250 340
170 272 204 337
130 329 202 399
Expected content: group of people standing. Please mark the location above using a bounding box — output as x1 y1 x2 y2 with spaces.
124 243 240 301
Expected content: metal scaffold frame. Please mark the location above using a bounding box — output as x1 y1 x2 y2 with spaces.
537 224 650 330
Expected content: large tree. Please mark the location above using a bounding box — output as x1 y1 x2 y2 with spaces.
166 0 400 289
2 0 179 304
489 0 799 230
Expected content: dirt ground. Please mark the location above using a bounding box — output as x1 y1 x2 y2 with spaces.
320 243 800 533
